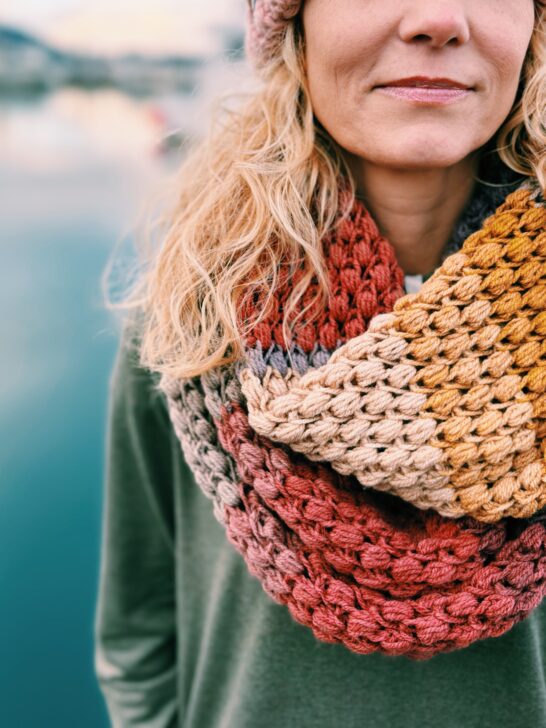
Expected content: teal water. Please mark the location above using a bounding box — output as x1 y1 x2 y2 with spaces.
0 220 118 727
0 89 182 727
0 52 251 725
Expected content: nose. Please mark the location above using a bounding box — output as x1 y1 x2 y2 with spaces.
398 0 470 48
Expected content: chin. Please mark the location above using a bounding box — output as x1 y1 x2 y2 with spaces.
367 137 474 169
349 148 469 171
340 122 471 162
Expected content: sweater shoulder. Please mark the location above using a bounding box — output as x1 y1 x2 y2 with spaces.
109 312 169 430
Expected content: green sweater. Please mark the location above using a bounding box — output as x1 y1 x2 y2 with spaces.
94 323 546 728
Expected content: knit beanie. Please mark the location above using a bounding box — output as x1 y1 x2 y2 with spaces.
245 0 302 69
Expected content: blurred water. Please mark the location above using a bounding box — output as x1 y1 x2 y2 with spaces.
0 54 252 727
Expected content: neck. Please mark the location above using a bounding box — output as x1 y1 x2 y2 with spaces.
342 152 480 276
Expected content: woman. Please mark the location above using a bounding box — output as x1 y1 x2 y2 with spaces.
94 1 546 727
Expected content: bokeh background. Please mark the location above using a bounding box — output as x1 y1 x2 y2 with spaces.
0 2 250 725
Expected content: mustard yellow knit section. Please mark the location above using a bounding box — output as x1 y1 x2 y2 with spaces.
239 187 546 523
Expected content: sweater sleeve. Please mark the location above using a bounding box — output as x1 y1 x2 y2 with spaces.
93 319 179 728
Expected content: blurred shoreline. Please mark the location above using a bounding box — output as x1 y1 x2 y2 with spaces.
0 22 245 98
0 9 251 727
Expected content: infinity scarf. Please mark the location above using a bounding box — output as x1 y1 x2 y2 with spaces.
159 170 546 659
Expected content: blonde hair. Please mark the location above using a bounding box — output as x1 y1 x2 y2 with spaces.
105 5 546 380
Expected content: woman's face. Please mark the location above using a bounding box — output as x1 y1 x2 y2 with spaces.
301 0 536 171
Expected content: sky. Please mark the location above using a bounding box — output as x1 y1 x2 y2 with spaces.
0 0 246 56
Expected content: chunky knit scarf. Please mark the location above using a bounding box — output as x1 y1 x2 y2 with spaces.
159 169 546 659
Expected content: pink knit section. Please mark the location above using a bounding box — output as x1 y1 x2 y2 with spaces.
216 401 546 658
245 0 303 69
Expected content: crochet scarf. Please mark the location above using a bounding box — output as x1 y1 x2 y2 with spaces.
159 168 546 660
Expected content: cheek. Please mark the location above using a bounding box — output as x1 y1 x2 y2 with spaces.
304 33 374 131
485 35 531 90
302 4 375 101
305 40 358 99
306 61 364 152
479 6 535 87
305 51 358 135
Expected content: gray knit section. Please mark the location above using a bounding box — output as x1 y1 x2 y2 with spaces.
245 339 332 378
441 162 528 261
160 368 303 599
160 369 243 522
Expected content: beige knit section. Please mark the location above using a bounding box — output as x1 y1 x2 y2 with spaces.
240 189 546 523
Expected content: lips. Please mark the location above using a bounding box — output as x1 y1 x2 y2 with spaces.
375 76 472 90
